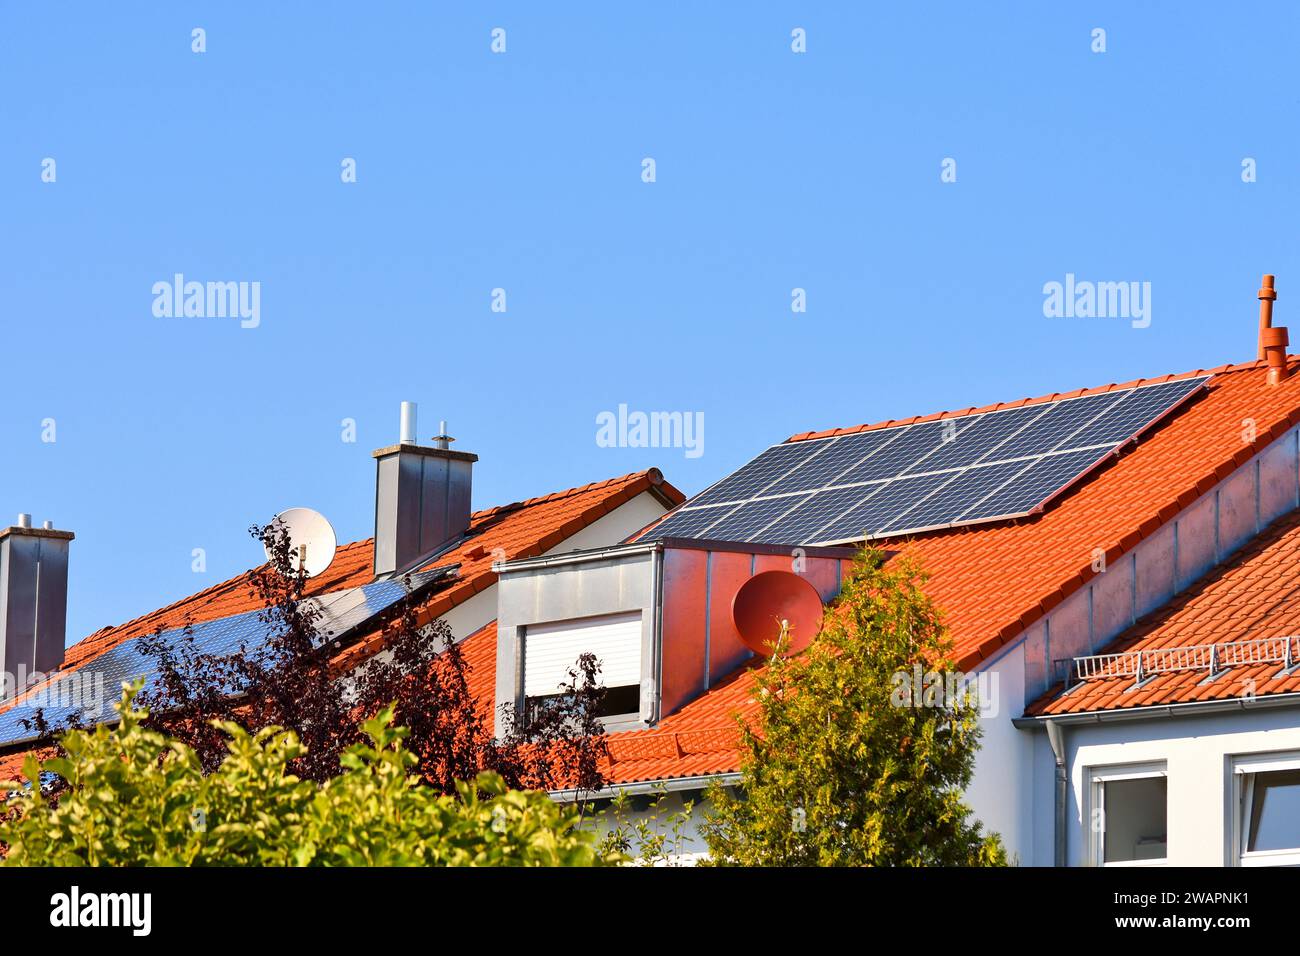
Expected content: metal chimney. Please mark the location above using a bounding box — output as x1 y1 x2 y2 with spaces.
372 406 477 576
0 516 74 693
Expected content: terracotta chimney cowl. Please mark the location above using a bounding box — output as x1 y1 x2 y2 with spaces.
1254 274 1290 384
1258 274 1278 360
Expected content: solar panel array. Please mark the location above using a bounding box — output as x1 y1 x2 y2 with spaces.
646 376 1209 547
0 569 452 747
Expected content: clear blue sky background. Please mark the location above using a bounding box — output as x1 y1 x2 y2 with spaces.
3 2 1298 645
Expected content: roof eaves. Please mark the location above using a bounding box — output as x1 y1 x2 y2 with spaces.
1014 688 1300 728
548 771 743 801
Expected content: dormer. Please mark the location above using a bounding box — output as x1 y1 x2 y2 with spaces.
492 537 852 735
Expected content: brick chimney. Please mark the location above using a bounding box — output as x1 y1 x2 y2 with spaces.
372 403 477 576
0 515 73 696
1258 274 1291 385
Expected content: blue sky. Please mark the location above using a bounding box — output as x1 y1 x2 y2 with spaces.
3 2 1299 645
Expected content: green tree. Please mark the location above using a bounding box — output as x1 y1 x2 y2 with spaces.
701 548 1006 866
0 682 618 867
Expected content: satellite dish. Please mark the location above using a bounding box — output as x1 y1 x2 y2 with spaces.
265 507 337 578
732 570 824 657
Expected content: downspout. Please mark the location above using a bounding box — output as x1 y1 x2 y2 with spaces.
1045 719 1067 868
648 546 665 725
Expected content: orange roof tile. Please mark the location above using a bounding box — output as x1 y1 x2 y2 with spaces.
0 470 682 756
599 356 1300 778
13 355 1300 788
643 359 1300 673
361 358 1300 784
868 359 1300 669
600 671 756 783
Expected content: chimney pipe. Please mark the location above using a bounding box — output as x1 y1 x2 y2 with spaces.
399 401 418 444
1265 326 1291 385
1258 274 1278 360
372 406 477 576
0 519 74 696
1257 275 1291 385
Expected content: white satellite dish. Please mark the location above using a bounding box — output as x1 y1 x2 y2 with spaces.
265 507 337 578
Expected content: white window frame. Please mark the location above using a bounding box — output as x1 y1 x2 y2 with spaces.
1086 762 1168 868
1232 751 1300 868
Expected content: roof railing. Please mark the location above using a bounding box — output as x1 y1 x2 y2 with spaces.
1064 636 1300 689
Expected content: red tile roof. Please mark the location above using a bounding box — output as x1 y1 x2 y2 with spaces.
591 356 1300 779
0 470 682 778
643 360 1300 672
603 672 754 784
1028 508 1300 717
11 356 1300 788
845 359 1300 670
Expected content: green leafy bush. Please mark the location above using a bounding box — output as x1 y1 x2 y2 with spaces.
596 785 700 865
0 683 618 867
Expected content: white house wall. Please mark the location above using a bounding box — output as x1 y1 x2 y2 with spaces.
1031 729 1057 866
1060 707 1300 866
966 643 1035 863
585 788 711 863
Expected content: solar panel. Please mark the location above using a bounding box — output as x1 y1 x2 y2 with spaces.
903 403 1050 474
687 440 825 508
957 447 1110 522
643 375 1210 547
1066 377 1207 449
766 429 902 494
701 493 810 542
0 701 80 745
1000 391 1127 458
833 420 952 485
878 458 1031 534
814 472 958 543
757 484 891 544
640 502 738 540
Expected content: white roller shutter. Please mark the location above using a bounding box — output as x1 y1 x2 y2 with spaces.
523 611 642 698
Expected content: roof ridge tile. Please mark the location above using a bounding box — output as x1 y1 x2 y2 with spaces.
785 360 1262 443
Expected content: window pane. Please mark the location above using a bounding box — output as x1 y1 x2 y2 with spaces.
1103 776 1167 863
526 683 640 723
596 684 641 717
1247 769 1300 853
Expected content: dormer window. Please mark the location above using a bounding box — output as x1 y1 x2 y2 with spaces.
523 612 643 722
